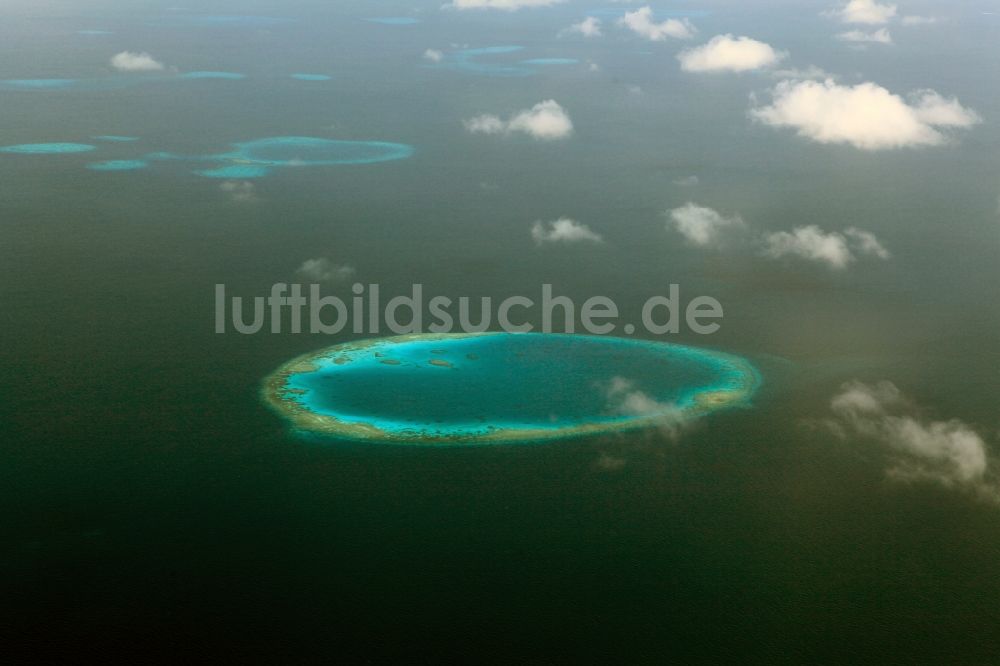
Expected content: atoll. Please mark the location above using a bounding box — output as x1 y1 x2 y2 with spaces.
262 333 761 445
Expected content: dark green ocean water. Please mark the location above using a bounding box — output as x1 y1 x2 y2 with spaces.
2 0 1000 661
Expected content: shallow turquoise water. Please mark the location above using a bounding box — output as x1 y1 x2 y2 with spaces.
195 165 272 178
267 334 759 443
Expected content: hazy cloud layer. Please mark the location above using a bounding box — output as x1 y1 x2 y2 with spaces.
751 80 980 150
465 100 573 140
678 35 785 72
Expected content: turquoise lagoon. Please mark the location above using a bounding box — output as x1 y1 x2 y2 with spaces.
183 136 415 178
0 71 246 92
1 136 414 178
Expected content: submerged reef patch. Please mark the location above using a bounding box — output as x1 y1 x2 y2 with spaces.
86 159 149 171
0 79 80 90
290 74 332 81
429 46 532 77
180 71 247 80
364 17 421 25
0 143 96 154
428 47 579 77
154 14 296 28
263 333 761 445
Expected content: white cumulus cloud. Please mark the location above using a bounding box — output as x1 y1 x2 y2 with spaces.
836 28 893 43
678 35 785 73
761 224 889 269
464 115 506 135
563 16 602 37
911 90 981 127
531 217 603 244
618 6 695 41
668 203 745 247
751 79 980 150
828 381 997 499
464 100 573 141
110 51 165 72
845 227 890 259
828 0 897 24
296 258 357 283
423 49 444 62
